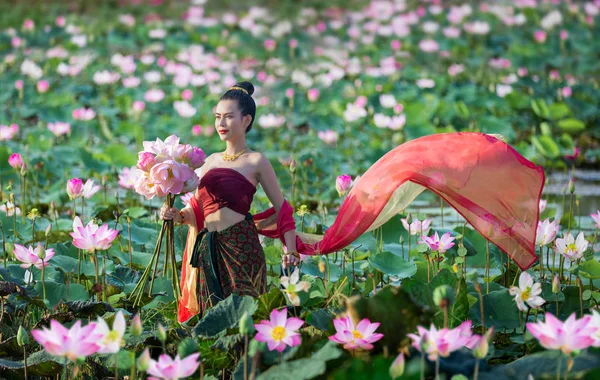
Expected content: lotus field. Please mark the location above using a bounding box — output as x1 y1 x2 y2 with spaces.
1 0 600 379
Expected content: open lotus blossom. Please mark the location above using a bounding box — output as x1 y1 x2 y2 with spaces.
149 160 200 198
591 210 600 229
0 124 19 141
539 199 547 213
95 311 126 354
401 218 432 236
118 166 142 189
280 267 310 306
0 201 21 216
527 313 597 355
408 321 474 361
419 231 456 253
509 271 545 311
317 130 338 145
67 178 84 199
13 243 55 269
254 308 304 352
72 107 96 121
536 218 560 246
328 315 384 350
147 352 201 380
82 179 101 199
589 310 600 347
555 232 589 262
70 216 119 252
47 121 71 137
31 320 102 362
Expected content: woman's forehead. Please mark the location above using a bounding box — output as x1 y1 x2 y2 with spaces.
216 100 239 113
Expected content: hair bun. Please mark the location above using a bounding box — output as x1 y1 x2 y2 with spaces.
235 81 255 96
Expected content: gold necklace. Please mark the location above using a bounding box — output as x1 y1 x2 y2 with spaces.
222 148 246 161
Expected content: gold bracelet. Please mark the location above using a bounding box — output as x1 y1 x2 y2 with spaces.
178 210 186 224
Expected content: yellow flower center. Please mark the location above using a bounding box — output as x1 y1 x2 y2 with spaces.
352 330 364 340
104 330 120 344
567 243 577 253
521 287 531 301
271 326 286 341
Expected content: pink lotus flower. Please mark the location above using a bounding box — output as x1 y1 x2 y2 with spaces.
534 30 547 43
13 243 55 269
354 96 368 108
55 16 66 27
589 310 600 347
389 352 405 378
591 210 600 229
183 146 206 169
181 89 193 100
419 231 455 253
408 321 474 361
118 166 142 189
72 107 96 121
37 80 49 93
191 125 202 136
48 122 71 137
145 89 165 103
70 216 119 252
560 30 569 40
401 218 432 236
0 124 19 141
32 320 102 362
138 152 157 172
147 353 201 380
561 87 572 98
0 201 21 216
174 101 196 118
527 313 597 355
8 153 25 170
555 232 589 261
82 179 101 199
289 39 298 48
509 271 545 311
67 178 84 199
536 218 560 246
329 315 384 350
307 88 320 102
254 309 303 352
180 192 194 206
94 311 126 354
539 199 547 213
149 160 199 197
317 130 338 145
264 39 276 51
336 174 353 196
23 19 35 30
15 80 24 90
419 39 439 53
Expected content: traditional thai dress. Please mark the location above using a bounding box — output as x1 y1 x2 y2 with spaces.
178 132 545 323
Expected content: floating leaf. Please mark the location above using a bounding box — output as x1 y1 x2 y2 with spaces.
368 251 417 278
193 294 257 338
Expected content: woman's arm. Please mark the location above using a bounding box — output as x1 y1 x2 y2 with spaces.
256 154 299 267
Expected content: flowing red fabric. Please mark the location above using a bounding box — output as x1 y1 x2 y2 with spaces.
178 132 545 323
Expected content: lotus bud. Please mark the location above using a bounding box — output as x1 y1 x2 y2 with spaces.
389 352 405 379
473 328 494 359
45 224 52 237
406 212 412 225
137 348 151 372
157 323 166 343
568 178 575 194
239 311 255 335
318 260 327 274
131 314 142 337
552 274 560 294
17 325 29 346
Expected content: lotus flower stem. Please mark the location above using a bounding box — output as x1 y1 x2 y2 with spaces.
473 360 480 380
130 351 136 380
127 217 132 270
1 223 6 268
408 234 411 261
244 334 249 380
486 241 490 294
23 345 27 379
115 351 118 380
41 259 46 300
577 277 583 317
556 353 562 380
435 356 440 379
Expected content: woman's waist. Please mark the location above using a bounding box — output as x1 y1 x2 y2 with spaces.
204 207 252 232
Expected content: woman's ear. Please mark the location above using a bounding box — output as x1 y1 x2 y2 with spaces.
243 114 252 129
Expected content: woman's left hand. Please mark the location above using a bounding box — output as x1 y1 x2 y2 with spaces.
282 254 300 269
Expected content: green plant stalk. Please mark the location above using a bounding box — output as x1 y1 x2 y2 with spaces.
1 224 6 268
77 249 82 284
420 351 425 380
556 353 562 380
408 234 412 261
115 352 118 380
41 259 46 301
474 359 479 380
244 334 249 380
435 356 440 380
130 351 136 380
94 251 99 284
128 219 133 270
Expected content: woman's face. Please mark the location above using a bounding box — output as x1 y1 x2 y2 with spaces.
214 100 251 141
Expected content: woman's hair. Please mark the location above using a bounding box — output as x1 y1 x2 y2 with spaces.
220 81 256 133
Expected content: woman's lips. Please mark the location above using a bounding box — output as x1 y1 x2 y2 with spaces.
218 130 228 134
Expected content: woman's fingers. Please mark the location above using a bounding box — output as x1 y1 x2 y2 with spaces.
160 207 178 220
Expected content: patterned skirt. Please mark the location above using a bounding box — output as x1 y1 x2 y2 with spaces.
190 213 267 315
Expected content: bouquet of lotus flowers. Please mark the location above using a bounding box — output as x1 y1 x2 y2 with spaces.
130 135 205 307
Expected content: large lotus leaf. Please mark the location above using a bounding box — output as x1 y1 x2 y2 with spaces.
468 289 520 330
34 281 89 309
0 350 65 377
368 251 417 278
402 269 468 329
194 294 258 339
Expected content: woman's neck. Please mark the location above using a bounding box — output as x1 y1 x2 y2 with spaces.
225 139 247 156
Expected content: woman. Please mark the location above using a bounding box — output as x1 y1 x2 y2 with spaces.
166 82 546 324
161 82 301 322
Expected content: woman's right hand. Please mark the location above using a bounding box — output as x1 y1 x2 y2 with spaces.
160 205 181 222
